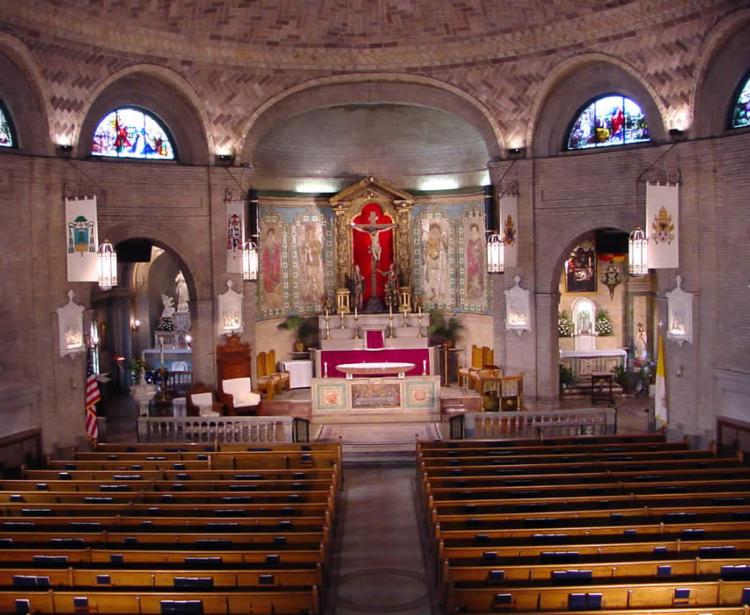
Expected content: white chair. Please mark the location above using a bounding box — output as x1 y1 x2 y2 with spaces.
221 377 261 415
190 391 220 417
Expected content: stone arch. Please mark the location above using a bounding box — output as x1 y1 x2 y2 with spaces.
239 72 504 165
76 65 212 165
693 9 750 137
529 53 668 157
103 221 209 302
0 32 53 156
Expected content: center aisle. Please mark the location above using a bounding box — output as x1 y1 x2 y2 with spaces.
326 464 438 615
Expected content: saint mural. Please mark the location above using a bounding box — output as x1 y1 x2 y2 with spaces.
297 221 324 305
422 219 450 305
260 225 284 310
464 221 485 301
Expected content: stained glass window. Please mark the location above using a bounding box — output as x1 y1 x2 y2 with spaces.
91 107 175 160
0 103 14 148
731 74 750 128
566 94 649 150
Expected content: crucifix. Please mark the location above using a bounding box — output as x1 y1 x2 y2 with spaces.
351 210 396 311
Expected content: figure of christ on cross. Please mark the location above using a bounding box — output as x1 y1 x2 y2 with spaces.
351 210 396 311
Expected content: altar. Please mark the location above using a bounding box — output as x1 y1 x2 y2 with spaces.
312 374 441 420
313 313 436 378
560 348 627 376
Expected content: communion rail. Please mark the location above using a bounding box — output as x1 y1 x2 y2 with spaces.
449 407 617 440
137 416 309 444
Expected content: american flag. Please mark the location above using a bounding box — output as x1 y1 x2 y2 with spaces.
85 347 100 441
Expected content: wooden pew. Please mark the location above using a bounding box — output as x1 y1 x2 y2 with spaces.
0 564 323 588
447 577 750 613
0 587 320 614
418 432 668 450
25 468 337 482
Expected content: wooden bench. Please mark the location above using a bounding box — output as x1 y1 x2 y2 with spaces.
0 587 320 614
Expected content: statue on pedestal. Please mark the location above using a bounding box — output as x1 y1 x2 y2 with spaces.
175 272 189 313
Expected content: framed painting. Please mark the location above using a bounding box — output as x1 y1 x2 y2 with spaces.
566 241 597 293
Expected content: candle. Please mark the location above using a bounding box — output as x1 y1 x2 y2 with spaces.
324 362 328 378
389 304 392 317
354 306 358 317
423 359 427 374
159 337 165 369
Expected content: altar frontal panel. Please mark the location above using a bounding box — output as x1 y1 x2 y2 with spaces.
312 376 440 416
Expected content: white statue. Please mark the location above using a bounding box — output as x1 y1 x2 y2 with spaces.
161 293 176 319
175 271 190 313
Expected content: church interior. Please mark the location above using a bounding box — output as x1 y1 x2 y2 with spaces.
0 1 749 614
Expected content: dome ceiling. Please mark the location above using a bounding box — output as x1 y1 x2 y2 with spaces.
2 1 709 69
252 104 489 179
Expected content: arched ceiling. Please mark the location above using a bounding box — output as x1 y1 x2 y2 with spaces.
1 1 713 70
252 103 489 179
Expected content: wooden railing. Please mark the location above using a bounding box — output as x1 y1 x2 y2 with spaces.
137 416 299 444
449 407 616 439
717 415 750 458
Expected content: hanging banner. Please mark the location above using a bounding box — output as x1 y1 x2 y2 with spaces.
498 189 518 268
65 196 99 282
646 182 679 269
226 200 245 274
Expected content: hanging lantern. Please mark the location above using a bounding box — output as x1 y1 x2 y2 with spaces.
97 239 117 290
242 240 258 281
628 227 648 276
487 232 504 274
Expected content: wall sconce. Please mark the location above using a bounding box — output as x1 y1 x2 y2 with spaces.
130 318 141 333
215 153 234 166
628 227 648 276
507 147 525 157
96 239 118 290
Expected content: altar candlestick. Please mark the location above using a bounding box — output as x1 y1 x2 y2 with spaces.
159 337 165 369
354 306 357 317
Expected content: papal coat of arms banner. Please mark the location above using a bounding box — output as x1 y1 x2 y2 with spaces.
646 182 679 269
498 190 518 268
65 196 99 282
226 200 245 274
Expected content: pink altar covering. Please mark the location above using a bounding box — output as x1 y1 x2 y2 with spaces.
321 348 429 378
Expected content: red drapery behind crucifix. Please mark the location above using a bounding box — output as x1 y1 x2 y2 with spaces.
351 202 394 305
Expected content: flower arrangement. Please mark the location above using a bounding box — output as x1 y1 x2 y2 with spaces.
156 317 176 332
558 310 573 337
595 308 614 336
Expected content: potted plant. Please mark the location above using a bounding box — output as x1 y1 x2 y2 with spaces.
559 363 575 392
595 308 614 337
612 364 641 394
558 310 573 338
428 311 465 348
277 315 319 351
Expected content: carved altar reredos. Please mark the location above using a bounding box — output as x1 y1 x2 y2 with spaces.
328 177 414 290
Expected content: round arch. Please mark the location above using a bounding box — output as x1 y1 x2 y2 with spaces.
0 32 53 156
528 54 668 157
104 221 210 302
76 65 212 164
693 9 750 137
238 72 504 164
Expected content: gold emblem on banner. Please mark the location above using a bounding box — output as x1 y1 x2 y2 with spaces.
651 206 675 245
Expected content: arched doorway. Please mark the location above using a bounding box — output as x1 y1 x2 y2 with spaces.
90 238 197 415
556 228 656 395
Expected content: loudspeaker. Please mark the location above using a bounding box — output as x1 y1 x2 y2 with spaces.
483 185 496 233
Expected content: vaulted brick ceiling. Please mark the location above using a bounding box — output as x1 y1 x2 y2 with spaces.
253 103 489 178
3 0 702 69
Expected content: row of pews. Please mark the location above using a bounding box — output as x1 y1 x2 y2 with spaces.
0 441 341 614
418 432 750 614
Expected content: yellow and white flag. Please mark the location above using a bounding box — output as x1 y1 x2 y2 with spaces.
654 331 668 427
646 182 679 269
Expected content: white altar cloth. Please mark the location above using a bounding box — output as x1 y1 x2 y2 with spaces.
280 360 313 389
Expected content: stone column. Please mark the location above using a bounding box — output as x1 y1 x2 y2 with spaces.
534 291 561 408
192 299 215 386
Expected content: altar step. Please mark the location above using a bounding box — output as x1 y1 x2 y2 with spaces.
341 443 417 464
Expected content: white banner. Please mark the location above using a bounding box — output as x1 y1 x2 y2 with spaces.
646 182 679 269
226 200 245 274
498 191 518 268
65 196 99 282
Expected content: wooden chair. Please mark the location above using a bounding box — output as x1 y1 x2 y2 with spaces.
458 345 484 388
265 349 290 393
255 351 277 400
216 335 261 414
186 382 223 417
